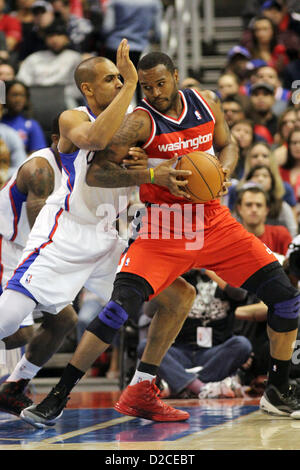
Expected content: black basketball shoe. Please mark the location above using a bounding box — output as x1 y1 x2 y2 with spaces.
20 384 70 429
0 380 33 417
260 384 300 418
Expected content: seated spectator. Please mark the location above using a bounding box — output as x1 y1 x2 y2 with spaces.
50 0 94 52
243 164 298 236
235 184 293 256
18 0 57 61
0 0 22 54
226 141 297 212
217 73 240 99
222 95 246 129
180 76 201 91
138 268 252 399
0 61 15 81
0 103 27 177
223 45 252 86
11 0 35 46
260 0 300 60
2 80 47 154
252 65 291 115
231 119 256 179
241 13 290 74
273 107 297 165
17 21 82 108
279 128 300 206
247 82 278 144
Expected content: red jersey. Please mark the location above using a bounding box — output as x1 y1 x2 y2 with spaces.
136 88 216 206
257 224 292 255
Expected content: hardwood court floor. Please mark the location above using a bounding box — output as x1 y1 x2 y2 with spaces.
0 385 300 451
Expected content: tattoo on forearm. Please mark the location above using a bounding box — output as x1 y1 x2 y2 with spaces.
89 161 142 188
109 118 144 146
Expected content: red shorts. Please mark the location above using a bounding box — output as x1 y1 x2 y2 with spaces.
118 202 277 299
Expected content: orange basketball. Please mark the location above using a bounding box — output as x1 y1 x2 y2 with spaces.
176 151 225 202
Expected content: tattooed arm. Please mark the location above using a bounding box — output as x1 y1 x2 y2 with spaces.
86 110 192 198
201 90 239 176
17 158 55 228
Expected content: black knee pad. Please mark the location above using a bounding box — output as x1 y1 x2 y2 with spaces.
86 273 153 344
242 261 300 332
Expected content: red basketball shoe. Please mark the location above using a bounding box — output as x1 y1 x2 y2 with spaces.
114 379 190 422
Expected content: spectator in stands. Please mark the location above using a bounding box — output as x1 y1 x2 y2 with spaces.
253 65 291 115
11 0 35 50
0 0 22 54
17 21 82 108
223 45 252 85
217 73 240 99
244 164 298 235
273 107 297 165
18 0 57 61
222 95 246 129
50 0 94 53
226 141 297 215
180 76 201 91
279 128 300 203
138 268 252 399
0 103 27 177
102 0 163 103
231 119 256 179
2 80 47 154
0 61 15 81
260 0 300 60
248 82 278 144
236 184 293 255
243 15 289 75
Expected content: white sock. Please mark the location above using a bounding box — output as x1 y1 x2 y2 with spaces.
7 354 41 382
130 370 156 386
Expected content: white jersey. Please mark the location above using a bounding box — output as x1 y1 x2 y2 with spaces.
47 106 133 225
0 147 62 248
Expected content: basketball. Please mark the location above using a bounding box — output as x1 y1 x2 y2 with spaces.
176 151 225 202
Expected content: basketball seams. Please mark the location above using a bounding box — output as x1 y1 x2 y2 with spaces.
200 153 224 187
186 155 214 199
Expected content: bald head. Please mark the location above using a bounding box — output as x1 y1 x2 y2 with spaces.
74 56 112 94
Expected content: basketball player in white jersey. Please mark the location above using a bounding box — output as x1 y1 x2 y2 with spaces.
0 39 191 425
0 118 78 416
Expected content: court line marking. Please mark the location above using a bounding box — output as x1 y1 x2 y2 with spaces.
35 415 136 446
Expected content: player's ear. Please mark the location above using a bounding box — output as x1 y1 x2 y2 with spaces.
174 69 179 85
81 82 93 97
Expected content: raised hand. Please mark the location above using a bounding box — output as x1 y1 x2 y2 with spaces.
116 39 138 87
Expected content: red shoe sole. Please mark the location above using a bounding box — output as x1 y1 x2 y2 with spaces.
114 402 190 422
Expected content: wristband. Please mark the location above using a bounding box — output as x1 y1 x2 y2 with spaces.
149 167 155 183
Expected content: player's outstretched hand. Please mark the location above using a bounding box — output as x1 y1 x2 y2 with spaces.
153 156 192 199
217 167 231 197
116 38 138 86
123 147 148 169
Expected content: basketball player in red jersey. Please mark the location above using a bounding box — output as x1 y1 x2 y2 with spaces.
23 52 300 426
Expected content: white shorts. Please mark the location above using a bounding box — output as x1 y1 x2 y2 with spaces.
0 236 34 327
6 205 127 314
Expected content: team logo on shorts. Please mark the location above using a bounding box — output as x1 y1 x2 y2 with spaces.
125 258 130 266
25 274 33 283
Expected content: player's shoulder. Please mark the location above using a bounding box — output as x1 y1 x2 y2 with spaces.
60 108 90 124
